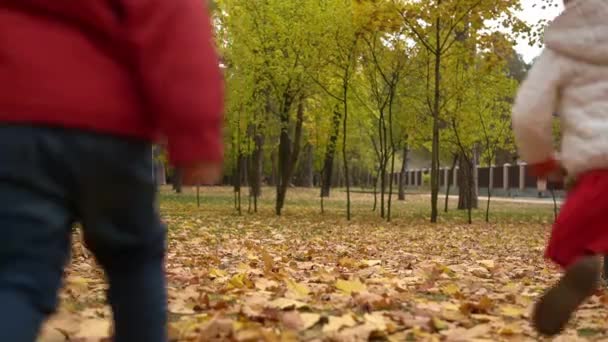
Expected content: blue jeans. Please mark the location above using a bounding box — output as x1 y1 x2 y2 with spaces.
0 126 167 342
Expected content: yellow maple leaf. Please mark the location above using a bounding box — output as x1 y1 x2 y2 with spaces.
285 279 310 299
498 324 523 336
227 273 252 289
262 249 274 273
441 283 460 296
236 263 250 271
338 257 358 268
336 279 367 294
209 268 227 279
432 316 449 331
500 305 525 318
66 276 90 292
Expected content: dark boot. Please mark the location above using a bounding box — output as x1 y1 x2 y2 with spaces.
533 255 601 336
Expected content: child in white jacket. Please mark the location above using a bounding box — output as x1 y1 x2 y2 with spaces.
512 0 608 336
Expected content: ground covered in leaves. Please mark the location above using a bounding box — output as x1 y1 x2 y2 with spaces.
39 188 608 341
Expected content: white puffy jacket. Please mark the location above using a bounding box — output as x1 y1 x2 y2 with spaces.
512 0 608 176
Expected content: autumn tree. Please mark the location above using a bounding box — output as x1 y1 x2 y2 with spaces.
360 32 412 221
217 0 322 215
393 0 527 223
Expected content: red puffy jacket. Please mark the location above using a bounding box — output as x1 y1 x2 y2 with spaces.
0 0 224 165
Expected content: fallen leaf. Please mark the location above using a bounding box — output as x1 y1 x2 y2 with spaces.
501 282 522 294
441 283 460 296
73 319 111 338
43 313 81 339
364 312 387 331
431 316 449 331
267 298 308 310
322 313 357 333
500 305 525 318
478 260 496 269
498 324 523 336
66 276 90 292
255 278 279 291
227 273 253 289
444 324 492 341
209 268 227 279
331 323 377 341
338 257 358 268
285 278 310 299
197 316 234 341
335 279 367 294
37 326 68 342
281 311 304 330
300 313 322 330
262 249 274 274
362 259 382 267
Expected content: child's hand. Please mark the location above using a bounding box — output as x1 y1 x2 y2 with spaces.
547 167 567 182
182 163 222 186
530 158 563 179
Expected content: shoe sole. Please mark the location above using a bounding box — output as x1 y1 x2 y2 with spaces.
533 256 601 336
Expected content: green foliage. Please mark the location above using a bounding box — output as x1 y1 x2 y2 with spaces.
213 0 539 218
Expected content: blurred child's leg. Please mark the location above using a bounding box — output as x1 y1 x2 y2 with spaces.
0 127 74 341
534 171 608 336
76 137 167 342
534 255 601 336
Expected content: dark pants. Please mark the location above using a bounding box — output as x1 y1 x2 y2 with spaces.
0 126 167 342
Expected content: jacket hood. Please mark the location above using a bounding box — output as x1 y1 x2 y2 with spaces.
544 0 608 65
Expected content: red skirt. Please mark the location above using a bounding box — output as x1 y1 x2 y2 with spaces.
546 170 608 268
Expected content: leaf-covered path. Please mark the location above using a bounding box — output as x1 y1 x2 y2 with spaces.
39 188 607 341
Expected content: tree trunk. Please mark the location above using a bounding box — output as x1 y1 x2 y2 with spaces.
173 169 183 194
430 11 442 223
380 160 386 218
444 154 458 212
269 151 277 187
321 107 341 197
372 166 380 212
336 161 343 188
248 127 264 213
457 154 478 211
152 146 167 186
305 145 314 188
342 93 351 220
276 100 304 215
155 162 166 186
319 171 325 214
240 154 248 187
485 184 492 223
387 149 396 222
234 155 243 215
296 144 314 187
398 146 408 201
276 125 291 215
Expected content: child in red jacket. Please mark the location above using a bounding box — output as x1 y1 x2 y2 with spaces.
512 0 608 336
0 1 223 341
